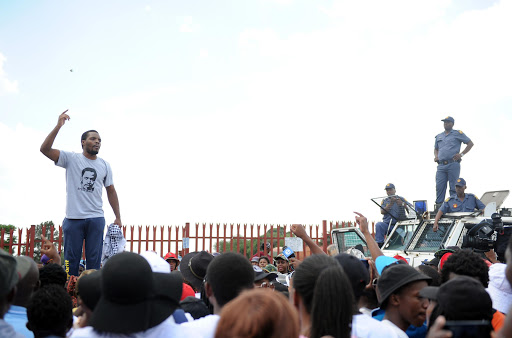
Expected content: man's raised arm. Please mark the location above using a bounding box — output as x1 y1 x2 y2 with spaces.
40 110 69 163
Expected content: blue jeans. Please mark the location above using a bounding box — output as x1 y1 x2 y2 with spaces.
375 221 395 244
63 217 105 276
435 161 460 204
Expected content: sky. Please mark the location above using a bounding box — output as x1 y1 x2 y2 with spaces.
1 0 512 231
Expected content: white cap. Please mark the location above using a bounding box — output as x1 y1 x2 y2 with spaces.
140 251 171 274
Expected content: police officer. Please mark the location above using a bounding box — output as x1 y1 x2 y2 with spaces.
434 116 474 210
375 183 408 247
433 178 485 231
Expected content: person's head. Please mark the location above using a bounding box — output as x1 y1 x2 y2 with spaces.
506 235 512 285
440 249 489 287
274 253 289 274
384 183 396 196
258 256 270 268
205 252 254 311
13 256 40 307
39 263 67 288
81 130 101 155
292 254 354 338
180 296 211 319
442 116 454 131
455 177 466 196
416 265 441 286
214 288 299 338
89 252 177 334
0 249 18 318
250 255 260 266
163 252 180 271
181 251 214 292
80 168 97 191
333 254 369 305
27 285 73 337
327 244 338 256
377 264 431 329
429 276 493 336
253 265 277 289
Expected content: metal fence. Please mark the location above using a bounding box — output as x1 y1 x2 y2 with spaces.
1 221 375 260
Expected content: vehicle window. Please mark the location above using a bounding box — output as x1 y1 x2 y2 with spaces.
383 223 416 251
410 221 454 252
334 231 370 257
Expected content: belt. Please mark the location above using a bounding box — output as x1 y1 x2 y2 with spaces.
438 159 459 165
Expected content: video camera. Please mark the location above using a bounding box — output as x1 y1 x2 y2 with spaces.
462 213 504 253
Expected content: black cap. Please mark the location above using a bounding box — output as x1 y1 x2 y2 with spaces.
333 253 369 298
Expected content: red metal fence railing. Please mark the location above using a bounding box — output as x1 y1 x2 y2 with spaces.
1 221 375 261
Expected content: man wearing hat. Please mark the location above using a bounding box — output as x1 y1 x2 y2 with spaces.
434 116 474 210
433 178 485 231
375 183 408 248
274 253 291 275
163 252 180 271
4 256 40 338
0 250 24 338
376 264 431 337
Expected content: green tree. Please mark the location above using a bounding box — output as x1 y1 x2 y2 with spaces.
0 224 17 252
215 227 286 258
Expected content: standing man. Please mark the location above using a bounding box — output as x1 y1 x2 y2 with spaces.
433 178 485 231
375 183 408 248
434 116 474 210
40 111 121 276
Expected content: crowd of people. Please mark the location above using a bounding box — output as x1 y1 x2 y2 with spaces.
1 215 512 338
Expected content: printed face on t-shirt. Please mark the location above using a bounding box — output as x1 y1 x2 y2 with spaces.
80 168 97 192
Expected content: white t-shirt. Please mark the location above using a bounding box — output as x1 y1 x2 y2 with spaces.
352 314 402 338
380 320 409 338
56 151 113 218
179 314 220 338
69 319 187 338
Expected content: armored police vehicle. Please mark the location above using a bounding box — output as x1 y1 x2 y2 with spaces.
332 190 512 266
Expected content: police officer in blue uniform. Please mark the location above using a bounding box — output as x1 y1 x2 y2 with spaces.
375 183 408 247
433 178 485 231
434 116 474 210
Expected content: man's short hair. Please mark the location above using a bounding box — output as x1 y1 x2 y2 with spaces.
205 253 254 307
440 249 489 287
39 263 67 288
81 130 99 148
27 285 73 336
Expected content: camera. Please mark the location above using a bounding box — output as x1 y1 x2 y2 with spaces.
462 213 504 252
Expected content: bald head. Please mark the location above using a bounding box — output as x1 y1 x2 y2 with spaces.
13 256 39 307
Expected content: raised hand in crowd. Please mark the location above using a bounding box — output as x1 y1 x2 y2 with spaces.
354 212 384 262
290 224 325 255
41 234 61 265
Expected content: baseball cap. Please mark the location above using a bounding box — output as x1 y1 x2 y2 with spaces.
0 249 18 297
441 116 455 123
455 178 466 187
264 264 277 273
375 255 398 275
377 264 431 305
250 255 260 263
141 251 171 273
274 253 289 262
384 183 395 190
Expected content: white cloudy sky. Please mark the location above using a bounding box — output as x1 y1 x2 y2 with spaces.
1 0 511 230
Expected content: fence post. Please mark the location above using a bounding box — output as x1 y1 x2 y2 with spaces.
322 220 328 253
29 225 36 257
